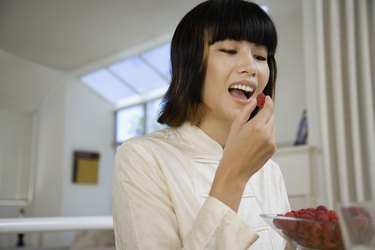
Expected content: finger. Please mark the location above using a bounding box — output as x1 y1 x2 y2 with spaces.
267 113 276 135
252 96 274 123
232 97 257 128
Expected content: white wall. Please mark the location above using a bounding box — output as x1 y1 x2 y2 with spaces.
31 80 65 218
0 110 33 202
301 0 328 206
28 80 66 247
0 54 115 248
271 0 306 147
29 76 114 248
62 77 114 217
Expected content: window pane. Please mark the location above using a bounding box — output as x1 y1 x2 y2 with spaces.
116 105 145 144
81 69 136 106
146 98 168 134
109 56 167 94
142 43 171 80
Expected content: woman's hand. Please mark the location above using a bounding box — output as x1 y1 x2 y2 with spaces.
223 95 276 179
209 96 276 212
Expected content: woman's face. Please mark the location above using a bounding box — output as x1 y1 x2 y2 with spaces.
200 39 270 126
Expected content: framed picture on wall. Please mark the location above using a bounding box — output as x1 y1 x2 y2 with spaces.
72 150 100 184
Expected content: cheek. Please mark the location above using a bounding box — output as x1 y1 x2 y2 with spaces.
204 60 227 91
259 65 270 88
206 60 226 79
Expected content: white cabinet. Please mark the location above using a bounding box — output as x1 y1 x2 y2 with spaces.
273 145 318 210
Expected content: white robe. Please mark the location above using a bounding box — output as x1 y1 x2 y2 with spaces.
112 123 290 249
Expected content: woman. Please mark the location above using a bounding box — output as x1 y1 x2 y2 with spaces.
112 0 291 249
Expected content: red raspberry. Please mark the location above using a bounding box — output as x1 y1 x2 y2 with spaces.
316 205 328 212
285 211 296 217
316 212 330 222
322 233 338 249
284 219 298 231
306 233 321 248
299 214 314 220
256 93 266 108
322 223 335 235
310 222 323 238
298 225 311 240
327 210 338 222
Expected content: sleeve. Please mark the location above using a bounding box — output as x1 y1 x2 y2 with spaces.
184 196 259 250
112 140 259 250
275 161 291 213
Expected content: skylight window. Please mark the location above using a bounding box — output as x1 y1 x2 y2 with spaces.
109 56 167 94
142 43 171 79
81 68 136 106
80 42 171 109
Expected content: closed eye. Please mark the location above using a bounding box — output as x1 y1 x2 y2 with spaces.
219 49 237 55
254 55 267 61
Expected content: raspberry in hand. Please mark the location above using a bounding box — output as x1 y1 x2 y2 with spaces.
249 93 266 120
256 93 266 108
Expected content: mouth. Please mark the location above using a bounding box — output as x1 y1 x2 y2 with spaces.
228 84 254 100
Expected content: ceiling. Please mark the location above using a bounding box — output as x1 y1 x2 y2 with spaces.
0 0 283 113
0 0 209 72
0 0 206 112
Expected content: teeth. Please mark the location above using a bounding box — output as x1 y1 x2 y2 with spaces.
230 84 253 93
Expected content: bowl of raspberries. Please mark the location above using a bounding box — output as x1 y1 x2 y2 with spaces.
261 205 344 250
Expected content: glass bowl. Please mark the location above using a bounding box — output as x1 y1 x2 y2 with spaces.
337 200 375 249
260 214 344 250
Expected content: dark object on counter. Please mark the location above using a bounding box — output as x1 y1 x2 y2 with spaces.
294 109 308 145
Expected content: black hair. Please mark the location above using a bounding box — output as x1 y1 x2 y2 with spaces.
158 0 278 127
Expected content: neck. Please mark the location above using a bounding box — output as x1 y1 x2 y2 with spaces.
198 117 231 148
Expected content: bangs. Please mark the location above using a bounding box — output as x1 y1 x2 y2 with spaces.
205 1 277 55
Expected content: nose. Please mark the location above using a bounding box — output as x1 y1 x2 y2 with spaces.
237 54 257 76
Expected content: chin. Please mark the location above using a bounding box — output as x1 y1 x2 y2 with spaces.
227 110 241 123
